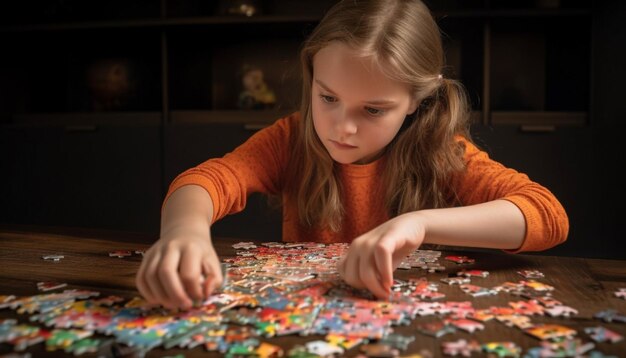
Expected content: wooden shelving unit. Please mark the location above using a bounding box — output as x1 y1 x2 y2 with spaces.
0 0 598 246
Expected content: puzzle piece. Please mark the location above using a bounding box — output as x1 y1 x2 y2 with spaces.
459 284 497 297
64 338 101 356
441 339 481 357
108 250 132 258
360 343 399 357
526 338 595 358
379 333 415 351
594 309 626 323
544 305 578 318
233 242 257 250
508 300 544 316
496 315 534 330
520 280 554 292
482 342 521 357
584 326 624 343
416 320 455 338
468 309 494 322
45 329 93 351
306 340 344 356
517 270 544 279
440 277 470 285
525 324 577 341
457 269 489 278
535 296 562 308
42 254 64 262
36 282 67 292
444 255 475 264
445 318 484 333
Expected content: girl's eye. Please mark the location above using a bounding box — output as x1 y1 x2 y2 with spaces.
320 95 337 103
365 107 385 116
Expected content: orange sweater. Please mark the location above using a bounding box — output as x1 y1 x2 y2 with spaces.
166 113 568 253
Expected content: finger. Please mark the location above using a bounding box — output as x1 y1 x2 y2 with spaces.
178 246 204 302
359 250 390 300
373 238 394 292
143 249 171 307
202 258 223 297
157 250 192 309
135 252 155 304
342 252 365 290
336 254 347 277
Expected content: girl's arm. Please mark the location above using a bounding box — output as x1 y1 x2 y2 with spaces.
418 199 525 249
136 114 297 309
136 185 223 310
338 199 524 300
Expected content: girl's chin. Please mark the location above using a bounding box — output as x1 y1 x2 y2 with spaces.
329 153 371 165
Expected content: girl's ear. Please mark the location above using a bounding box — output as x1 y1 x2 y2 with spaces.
407 97 419 115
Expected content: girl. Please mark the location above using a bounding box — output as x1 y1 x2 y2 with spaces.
137 0 568 309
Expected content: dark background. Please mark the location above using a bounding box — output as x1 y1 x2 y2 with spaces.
0 0 624 259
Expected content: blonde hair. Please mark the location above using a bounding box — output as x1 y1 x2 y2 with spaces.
285 0 471 231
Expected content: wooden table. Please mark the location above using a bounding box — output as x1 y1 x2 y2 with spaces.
1 227 625 357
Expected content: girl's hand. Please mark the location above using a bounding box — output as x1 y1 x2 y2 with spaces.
136 231 222 310
338 212 426 299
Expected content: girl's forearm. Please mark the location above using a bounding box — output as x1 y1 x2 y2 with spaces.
160 185 214 237
416 199 526 250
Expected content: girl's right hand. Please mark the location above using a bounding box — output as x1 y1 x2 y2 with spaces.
135 231 223 310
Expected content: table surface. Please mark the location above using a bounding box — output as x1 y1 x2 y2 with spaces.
1 227 625 357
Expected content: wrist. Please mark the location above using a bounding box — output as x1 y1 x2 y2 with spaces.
406 211 429 244
161 216 211 240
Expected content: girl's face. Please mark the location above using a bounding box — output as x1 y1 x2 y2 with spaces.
312 42 418 165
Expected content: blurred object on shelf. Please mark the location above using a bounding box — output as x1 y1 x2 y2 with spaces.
220 0 261 17
237 65 276 110
86 58 135 111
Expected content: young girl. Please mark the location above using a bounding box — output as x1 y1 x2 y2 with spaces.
137 0 568 309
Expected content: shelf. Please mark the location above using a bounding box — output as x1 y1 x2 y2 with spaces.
0 1 593 128
170 110 293 125
2 9 592 33
434 8 590 19
490 111 587 126
6 112 162 127
1 15 325 33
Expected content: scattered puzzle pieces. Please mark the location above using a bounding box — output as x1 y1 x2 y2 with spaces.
1 243 621 358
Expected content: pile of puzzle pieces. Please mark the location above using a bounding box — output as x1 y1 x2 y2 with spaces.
0 242 624 357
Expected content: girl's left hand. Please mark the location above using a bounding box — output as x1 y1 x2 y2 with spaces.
337 212 426 299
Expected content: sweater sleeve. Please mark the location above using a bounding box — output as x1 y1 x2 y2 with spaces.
453 138 569 253
163 113 296 223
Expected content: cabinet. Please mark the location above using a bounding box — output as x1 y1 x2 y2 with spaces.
1 0 610 256
0 121 163 233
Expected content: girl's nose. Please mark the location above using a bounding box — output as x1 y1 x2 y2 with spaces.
336 113 358 135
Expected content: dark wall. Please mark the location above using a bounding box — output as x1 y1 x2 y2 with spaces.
589 0 626 258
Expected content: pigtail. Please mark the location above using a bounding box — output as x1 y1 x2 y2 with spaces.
384 76 470 216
